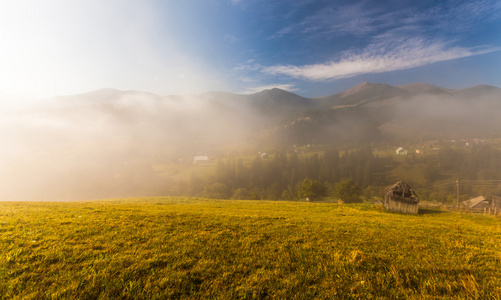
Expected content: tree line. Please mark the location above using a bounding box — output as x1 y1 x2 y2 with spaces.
186 146 385 202
181 143 501 203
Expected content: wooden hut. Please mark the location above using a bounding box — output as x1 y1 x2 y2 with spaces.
384 181 420 214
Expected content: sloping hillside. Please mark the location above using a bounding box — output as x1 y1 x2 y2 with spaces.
2 198 500 299
315 82 410 108
272 82 501 146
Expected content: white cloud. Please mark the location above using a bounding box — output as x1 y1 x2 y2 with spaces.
270 2 399 40
271 0 501 41
236 76 257 83
232 61 262 72
262 39 498 81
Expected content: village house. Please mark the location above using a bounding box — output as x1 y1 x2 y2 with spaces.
193 156 210 164
384 181 420 214
395 147 407 155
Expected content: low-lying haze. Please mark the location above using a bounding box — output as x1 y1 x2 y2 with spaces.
1 82 501 201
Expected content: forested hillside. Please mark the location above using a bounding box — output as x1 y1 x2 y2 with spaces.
188 143 501 203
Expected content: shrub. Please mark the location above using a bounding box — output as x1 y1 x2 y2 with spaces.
335 178 362 203
202 183 231 199
297 178 327 201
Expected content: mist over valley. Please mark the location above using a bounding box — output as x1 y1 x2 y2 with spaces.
2 82 501 201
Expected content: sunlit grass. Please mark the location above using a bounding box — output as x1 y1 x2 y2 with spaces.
1 198 500 299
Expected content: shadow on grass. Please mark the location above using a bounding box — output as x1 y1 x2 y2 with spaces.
418 208 448 215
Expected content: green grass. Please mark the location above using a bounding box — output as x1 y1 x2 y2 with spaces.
1 198 501 299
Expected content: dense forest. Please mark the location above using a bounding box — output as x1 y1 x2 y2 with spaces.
186 144 501 203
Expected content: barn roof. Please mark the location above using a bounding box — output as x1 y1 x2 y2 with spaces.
384 181 419 204
462 196 487 208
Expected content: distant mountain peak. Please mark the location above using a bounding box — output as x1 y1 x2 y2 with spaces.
398 83 451 95
256 87 295 95
452 84 501 99
250 87 306 102
399 83 437 91
459 84 501 92
339 81 391 98
348 81 376 90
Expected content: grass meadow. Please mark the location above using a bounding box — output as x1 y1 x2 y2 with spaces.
1 198 501 299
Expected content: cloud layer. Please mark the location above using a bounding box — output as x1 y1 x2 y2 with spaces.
232 0 501 91
262 39 498 81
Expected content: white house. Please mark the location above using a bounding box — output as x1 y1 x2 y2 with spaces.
193 156 209 164
395 147 407 155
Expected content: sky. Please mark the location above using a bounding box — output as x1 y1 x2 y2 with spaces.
0 0 500 99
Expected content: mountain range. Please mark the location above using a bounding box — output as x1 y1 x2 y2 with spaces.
204 81 501 145
4 81 501 147
3 81 501 147
1 81 501 201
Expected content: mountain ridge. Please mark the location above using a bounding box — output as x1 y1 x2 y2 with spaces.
9 81 499 126
5 81 499 108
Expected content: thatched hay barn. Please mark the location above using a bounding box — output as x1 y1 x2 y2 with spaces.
384 181 420 214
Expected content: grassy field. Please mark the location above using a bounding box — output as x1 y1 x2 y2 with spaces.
1 198 501 299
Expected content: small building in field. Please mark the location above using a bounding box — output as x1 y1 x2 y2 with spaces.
396 147 407 155
193 156 210 164
384 181 420 214
462 196 489 212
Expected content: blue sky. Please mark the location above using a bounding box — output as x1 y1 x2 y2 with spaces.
1 0 500 98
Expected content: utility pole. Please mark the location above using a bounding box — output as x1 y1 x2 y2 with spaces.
456 178 460 211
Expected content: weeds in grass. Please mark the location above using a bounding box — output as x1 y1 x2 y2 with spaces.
0 198 500 299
